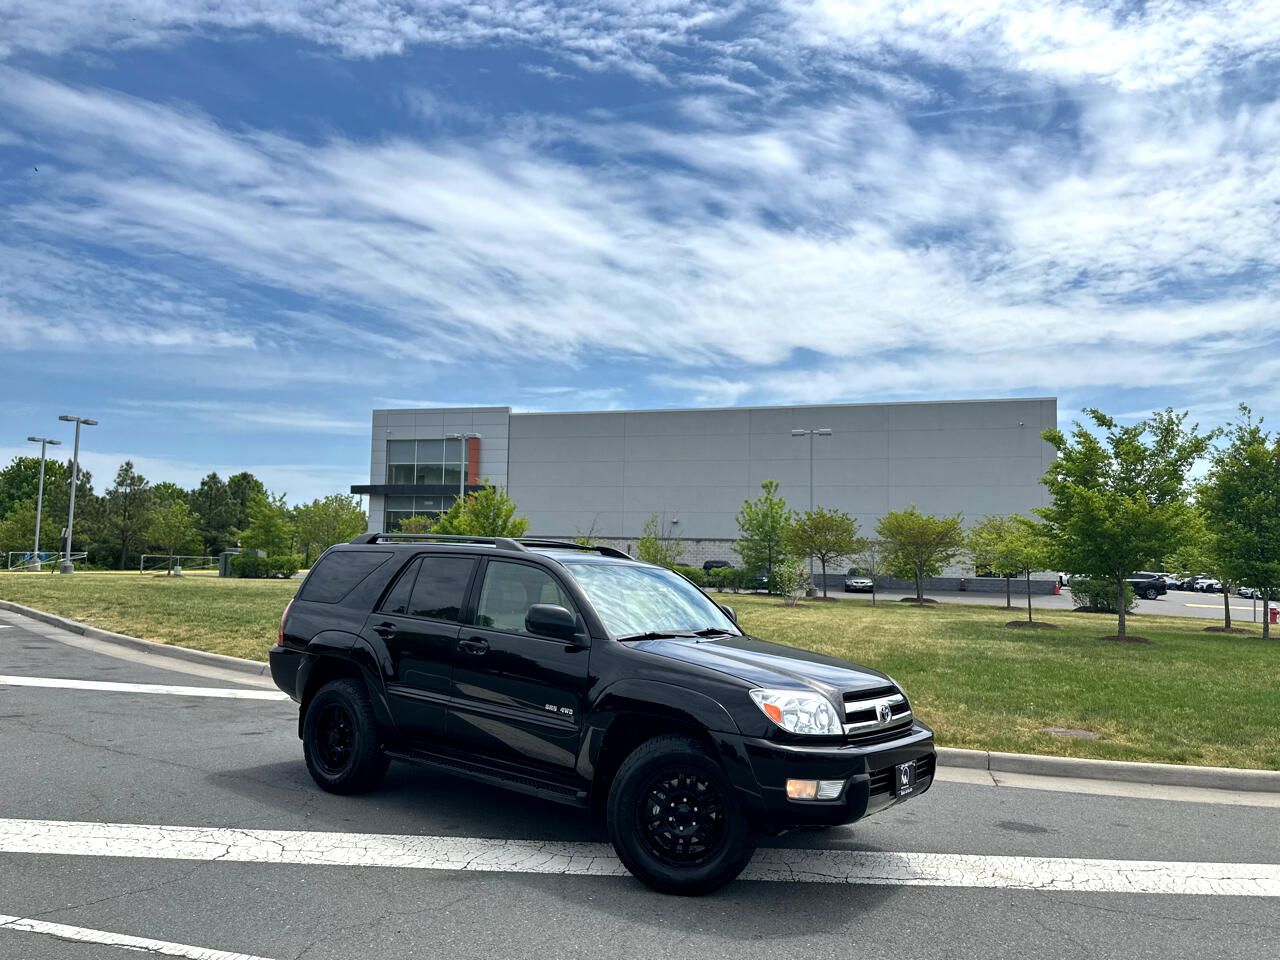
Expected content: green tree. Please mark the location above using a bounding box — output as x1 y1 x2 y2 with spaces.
189 473 237 555
1199 407 1280 640
295 493 369 563
151 481 189 507
96 461 154 570
227 472 267 531
784 507 859 598
850 537 889 606
968 514 1031 609
734 480 795 589
0 498 63 563
636 514 684 569
1038 408 1216 640
1164 506 1236 631
396 513 436 534
432 483 530 537
146 499 202 573
0 456 91 532
878 506 965 602
239 492 295 556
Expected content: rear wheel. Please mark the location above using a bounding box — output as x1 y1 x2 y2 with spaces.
607 735 755 895
1144 587 1158 600
302 678 389 794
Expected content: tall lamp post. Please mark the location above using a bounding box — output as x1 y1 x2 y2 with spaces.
58 415 97 574
444 433 481 504
791 427 833 588
26 435 62 571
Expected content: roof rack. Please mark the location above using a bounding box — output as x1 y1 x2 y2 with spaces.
348 533 634 560
515 539 633 560
350 533 527 551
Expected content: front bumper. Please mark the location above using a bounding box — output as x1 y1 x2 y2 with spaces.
722 723 935 828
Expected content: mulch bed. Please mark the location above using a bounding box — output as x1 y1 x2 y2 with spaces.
1005 620 1059 629
1100 635 1154 644
898 597 939 605
1203 626 1251 634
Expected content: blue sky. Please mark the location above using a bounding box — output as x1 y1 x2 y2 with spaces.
2 1 1279 502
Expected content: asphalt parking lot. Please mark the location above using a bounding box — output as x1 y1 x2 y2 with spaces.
1 608 1277 960
823 586 1272 622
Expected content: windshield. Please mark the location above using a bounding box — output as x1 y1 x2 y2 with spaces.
561 562 740 639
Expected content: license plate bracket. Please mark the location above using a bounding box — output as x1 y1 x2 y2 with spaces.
894 761 915 797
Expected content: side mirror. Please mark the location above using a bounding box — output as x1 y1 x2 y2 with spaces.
525 603 582 641
718 603 737 623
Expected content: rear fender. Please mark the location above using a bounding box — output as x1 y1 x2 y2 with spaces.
296 631 395 737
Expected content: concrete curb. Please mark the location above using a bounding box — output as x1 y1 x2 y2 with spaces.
0 600 270 678
937 746 1280 794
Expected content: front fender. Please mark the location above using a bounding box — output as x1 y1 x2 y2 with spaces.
577 679 755 800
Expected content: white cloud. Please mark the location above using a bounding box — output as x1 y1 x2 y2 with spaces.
1 62 1277 422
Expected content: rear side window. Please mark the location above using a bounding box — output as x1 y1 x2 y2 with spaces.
298 551 393 604
407 556 475 622
380 558 421 615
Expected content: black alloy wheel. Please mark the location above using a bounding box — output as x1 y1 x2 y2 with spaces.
638 770 727 865
302 678 390 795
606 735 756 895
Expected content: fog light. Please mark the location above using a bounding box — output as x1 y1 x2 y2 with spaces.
816 779 845 800
786 779 819 800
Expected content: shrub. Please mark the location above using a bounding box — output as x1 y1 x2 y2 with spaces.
230 553 269 578
268 554 303 579
672 564 707 587
230 553 302 579
1070 576 1138 613
770 558 809 606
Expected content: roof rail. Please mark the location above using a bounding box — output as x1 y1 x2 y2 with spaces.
515 539 633 560
350 533 527 552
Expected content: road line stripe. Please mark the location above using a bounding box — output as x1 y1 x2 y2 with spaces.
0 914 274 959
0 819 1276 896
0 675 287 700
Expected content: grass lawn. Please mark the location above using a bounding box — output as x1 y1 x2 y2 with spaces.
1 572 1275 769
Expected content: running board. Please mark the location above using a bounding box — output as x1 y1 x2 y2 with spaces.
385 745 590 808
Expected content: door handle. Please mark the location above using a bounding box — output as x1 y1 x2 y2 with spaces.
373 622 397 639
458 637 489 655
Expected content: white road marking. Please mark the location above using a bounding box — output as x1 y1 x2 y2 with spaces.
0 675 287 700
0 818 1276 897
0 913 273 959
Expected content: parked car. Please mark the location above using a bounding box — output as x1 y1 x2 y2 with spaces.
1238 586 1267 599
1178 574 1213 591
269 534 935 895
1126 574 1167 600
1196 578 1223 593
843 568 875 593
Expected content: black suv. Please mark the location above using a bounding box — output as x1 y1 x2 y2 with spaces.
269 535 935 894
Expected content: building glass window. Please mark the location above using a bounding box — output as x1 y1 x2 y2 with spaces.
381 434 472 531
383 494 459 531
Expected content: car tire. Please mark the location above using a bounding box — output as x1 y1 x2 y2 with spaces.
607 735 756 896
302 678 390 795
1144 587 1158 600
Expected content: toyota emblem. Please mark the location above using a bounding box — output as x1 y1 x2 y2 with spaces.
877 703 892 725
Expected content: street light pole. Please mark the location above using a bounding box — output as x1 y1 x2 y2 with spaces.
26 435 62 571
57 415 98 574
791 427 833 589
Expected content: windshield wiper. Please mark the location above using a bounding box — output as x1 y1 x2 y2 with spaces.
616 631 699 642
691 628 735 637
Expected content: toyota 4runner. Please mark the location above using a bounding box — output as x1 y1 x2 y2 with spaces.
269 534 935 894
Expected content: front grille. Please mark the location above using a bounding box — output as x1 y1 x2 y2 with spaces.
842 685 913 743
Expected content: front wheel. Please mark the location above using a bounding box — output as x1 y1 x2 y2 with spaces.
302 678 389 794
606 735 756 895
1145 587 1158 600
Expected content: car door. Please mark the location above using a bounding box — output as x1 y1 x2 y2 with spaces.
364 552 478 742
448 558 591 772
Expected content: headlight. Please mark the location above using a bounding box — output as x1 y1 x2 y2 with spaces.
749 689 842 736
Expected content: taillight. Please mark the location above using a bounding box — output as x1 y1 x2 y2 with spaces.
278 599 293 646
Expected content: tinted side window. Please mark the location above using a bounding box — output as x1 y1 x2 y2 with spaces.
475 561 575 635
407 556 475 622
380 558 421 615
299 551 393 604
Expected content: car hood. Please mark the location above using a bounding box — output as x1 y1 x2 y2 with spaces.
845 577 872 583
630 633 892 698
